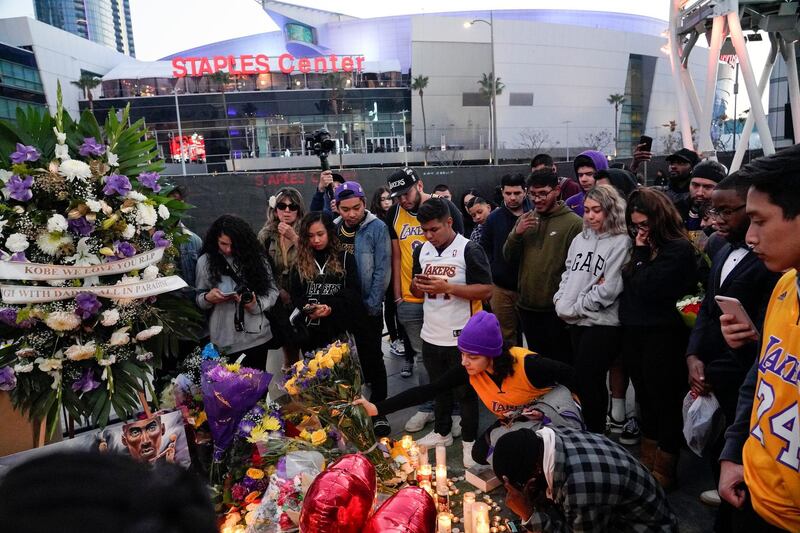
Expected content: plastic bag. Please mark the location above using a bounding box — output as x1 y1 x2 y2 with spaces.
682 392 725 457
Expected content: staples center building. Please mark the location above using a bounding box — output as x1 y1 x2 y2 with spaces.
6 2 712 172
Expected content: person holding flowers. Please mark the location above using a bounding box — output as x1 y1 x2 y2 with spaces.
196 215 279 369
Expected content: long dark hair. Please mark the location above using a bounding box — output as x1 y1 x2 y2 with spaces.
490 342 516 382
296 212 344 281
625 188 689 256
370 186 391 220
201 214 273 295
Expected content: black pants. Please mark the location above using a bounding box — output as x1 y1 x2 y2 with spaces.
731 495 791 533
623 325 688 454
383 294 414 363
518 308 573 365
354 313 388 402
570 325 621 433
239 341 271 370
422 341 479 441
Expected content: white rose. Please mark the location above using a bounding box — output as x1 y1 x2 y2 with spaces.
127 190 147 202
47 214 68 233
100 308 120 326
107 151 119 167
58 159 92 181
121 224 136 239
109 327 130 346
135 203 157 228
54 143 70 161
86 199 102 212
135 325 163 341
65 341 97 361
5 233 29 253
158 204 170 220
142 265 159 281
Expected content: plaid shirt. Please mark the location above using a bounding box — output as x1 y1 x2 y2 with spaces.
523 428 677 532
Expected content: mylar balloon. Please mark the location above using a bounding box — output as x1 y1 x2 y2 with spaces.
362 486 437 533
327 453 377 494
299 455 376 533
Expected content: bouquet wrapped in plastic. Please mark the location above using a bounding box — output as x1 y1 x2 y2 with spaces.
677 295 703 329
283 339 394 482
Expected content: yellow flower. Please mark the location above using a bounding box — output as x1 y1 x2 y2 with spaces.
307 359 319 374
194 411 207 428
328 346 343 363
246 468 265 480
314 350 324 359
260 416 280 432
310 429 327 446
299 429 312 441
284 378 298 395
292 360 304 373
248 426 267 443
226 363 241 373
319 355 334 369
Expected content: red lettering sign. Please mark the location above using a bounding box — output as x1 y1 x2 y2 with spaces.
171 54 365 78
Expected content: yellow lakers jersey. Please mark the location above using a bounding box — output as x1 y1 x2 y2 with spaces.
390 206 425 303
743 269 800 531
470 347 553 418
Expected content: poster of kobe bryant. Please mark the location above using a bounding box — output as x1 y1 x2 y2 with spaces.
0 410 190 478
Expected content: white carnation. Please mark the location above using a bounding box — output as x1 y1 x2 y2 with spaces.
36 232 71 256
35 357 63 372
121 224 136 239
54 143 70 161
86 199 102 212
47 214 68 233
127 190 147 202
44 311 81 331
58 159 92 181
14 362 34 373
65 341 97 361
142 264 159 281
100 308 120 326
107 151 119 167
135 325 163 341
5 233 29 253
135 203 157 228
109 327 130 346
158 204 170 220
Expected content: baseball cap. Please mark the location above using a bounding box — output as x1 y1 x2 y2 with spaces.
691 160 728 183
334 181 365 202
666 148 700 167
387 167 420 198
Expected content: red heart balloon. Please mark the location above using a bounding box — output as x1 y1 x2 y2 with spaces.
362 486 437 533
328 453 377 494
299 456 376 533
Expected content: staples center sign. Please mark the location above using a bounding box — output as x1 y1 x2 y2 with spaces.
171 54 365 77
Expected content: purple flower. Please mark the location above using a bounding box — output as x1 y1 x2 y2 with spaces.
237 417 256 438
78 137 106 157
0 308 17 327
102 174 131 196
114 240 136 258
10 252 27 263
68 217 94 236
0 366 16 391
74 292 102 320
10 143 40 164
152 230 171 248
137 171 161 192
71 369 100 393
6 175 33 202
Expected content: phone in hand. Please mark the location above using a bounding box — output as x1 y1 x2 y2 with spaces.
638 135 653 152
715 296 760 337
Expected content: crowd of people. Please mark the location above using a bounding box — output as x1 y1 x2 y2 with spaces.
160 143 798 532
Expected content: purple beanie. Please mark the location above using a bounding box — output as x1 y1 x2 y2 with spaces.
458 311 504 357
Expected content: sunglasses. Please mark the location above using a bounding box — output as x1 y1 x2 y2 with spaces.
276 203 299 212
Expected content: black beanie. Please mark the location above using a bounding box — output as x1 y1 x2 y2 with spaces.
492 428 543 488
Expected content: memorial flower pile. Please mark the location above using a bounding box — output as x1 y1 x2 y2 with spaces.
0 83 199 433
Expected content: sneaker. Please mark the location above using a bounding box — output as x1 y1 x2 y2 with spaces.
606 414 625 434
404 410 435 432
451 415 462 438
373 415 391 438
390 339 406 357
700 489 721 507
400 361 413 378
619 417 641 445
462 440 476 469
416 430 454 448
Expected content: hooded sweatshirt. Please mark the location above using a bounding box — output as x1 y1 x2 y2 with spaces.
503 204 583 311
566 151 609 217
553 230 631 327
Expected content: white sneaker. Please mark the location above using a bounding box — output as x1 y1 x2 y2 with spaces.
404 410 435 432
462 440 476 469
451 415 462 438
416 430 454 448
699 490 721 507
390 339 406 356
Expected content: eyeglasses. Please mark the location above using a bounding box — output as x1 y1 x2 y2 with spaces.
276 203 299 212
707 205 746 220
528 189 555 200
631 221 650 232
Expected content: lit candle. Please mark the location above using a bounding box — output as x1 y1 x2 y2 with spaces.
437 512 452 533
418 463 432 483
475 524 490 533
463 492 475 533
379 437 391 448
401 434 413 450
436 464 448 493
409 444 420 469
419 445 429 466
420 480 434 497
472 502 490 530
436 445 447 466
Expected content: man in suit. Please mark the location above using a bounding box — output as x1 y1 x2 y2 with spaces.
684 172 780 531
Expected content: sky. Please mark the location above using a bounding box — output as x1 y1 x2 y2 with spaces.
0 0 671 61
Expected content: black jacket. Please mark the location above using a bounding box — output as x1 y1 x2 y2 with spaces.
480 199 532 290
620 239 698 327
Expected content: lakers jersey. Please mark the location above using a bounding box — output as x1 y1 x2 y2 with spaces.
742 269 800 531
390 205 425 303
418 234 483 346
470 347 553 418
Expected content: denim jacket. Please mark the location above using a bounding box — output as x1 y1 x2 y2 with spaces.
335 211 391 316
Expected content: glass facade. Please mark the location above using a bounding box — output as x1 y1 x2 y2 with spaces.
87 88 411 171
618 53 657 157
0 43 47 123
34 0 136 57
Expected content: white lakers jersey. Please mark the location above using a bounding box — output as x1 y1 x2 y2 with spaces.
419 234 483 346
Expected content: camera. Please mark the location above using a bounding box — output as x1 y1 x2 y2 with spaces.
305 128 336 171
234 286 254 332
237 285 254 305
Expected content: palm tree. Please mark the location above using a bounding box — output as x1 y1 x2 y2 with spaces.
323 73 350 168
607 93 625 156
411 75 429 165
478 73 505 163
71 74 102 112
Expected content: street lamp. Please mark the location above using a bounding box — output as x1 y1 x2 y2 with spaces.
562 120 573 162
465 12 497 166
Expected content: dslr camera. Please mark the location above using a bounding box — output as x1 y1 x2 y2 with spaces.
305 128 336 171
234 285 254 332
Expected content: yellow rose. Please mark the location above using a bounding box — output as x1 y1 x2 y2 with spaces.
308 359 319 374
300 429 312 441
246 468 265 480
310 429 327 446
319 355 334 369
328 346 343 363
314 350 324 359
284 378 298 395
292 360 304 373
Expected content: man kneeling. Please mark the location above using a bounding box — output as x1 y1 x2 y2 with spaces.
494 427 677 532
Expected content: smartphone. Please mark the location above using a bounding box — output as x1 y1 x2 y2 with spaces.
414 274 430 282
638 135 653 152
715 296 760 336
219 290 237 297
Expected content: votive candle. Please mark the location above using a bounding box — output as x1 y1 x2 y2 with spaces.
436 444 447 466
463 492 476 533
472 502 490 529
401 434 413 450
436 464 448 492
418 463 432 483
437 512 452 533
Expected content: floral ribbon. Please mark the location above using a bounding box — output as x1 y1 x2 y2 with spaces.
0 247 167 281
0 275 187 303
